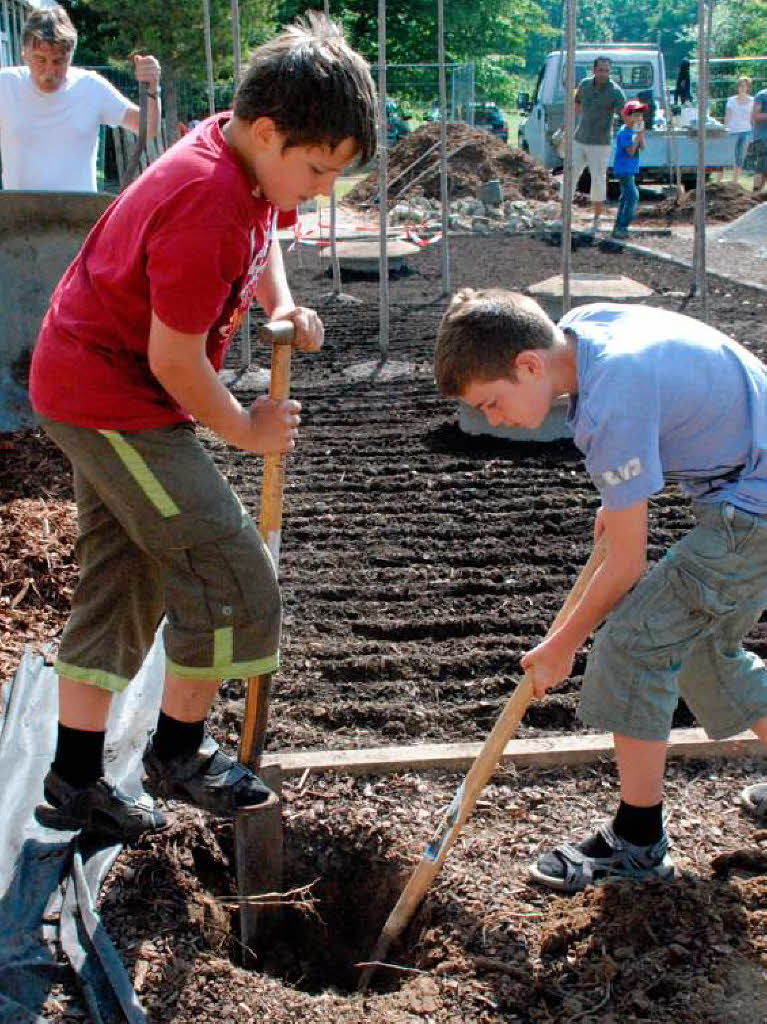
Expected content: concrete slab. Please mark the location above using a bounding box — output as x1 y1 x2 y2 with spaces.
527 272 654 321
458 397 571 443
318 238 423 273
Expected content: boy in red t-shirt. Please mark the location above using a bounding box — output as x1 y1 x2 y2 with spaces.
30 13 377 842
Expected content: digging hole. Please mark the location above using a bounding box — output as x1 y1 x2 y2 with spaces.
233 844 416 995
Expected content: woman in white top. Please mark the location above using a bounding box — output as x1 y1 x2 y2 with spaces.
725 76 754 185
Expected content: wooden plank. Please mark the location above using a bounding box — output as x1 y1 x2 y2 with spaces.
261 727 761 778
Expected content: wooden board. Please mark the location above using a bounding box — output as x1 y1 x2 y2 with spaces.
261 727 760 778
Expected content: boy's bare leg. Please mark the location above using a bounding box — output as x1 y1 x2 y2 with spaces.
143 670 273 810
161 672 219 722
613 733 667 805
59 675 113 731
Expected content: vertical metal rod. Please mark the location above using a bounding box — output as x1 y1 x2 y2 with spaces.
693 0 709 319
377 0 390 359
231 0 242 86
323 0 343 296
436 0 451 296
658 31 681 197
1 1 11 63
202 0 216 116
231 0 252 366
560 0 576 316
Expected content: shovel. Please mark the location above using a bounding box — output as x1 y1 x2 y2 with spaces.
235 318 295 955
358 535 607 990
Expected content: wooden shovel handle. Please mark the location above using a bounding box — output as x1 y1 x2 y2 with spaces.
359 535 607 989
239 320 295 769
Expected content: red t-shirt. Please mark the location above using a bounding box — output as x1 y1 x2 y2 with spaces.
30 113 296 430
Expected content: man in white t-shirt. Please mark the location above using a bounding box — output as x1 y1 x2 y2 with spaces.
0 4 162 192
721 76 754 186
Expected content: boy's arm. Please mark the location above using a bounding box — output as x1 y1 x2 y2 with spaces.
254 238 323 353
520 500 648 695
147 312 299 454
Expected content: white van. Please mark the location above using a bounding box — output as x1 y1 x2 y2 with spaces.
518 43 734 188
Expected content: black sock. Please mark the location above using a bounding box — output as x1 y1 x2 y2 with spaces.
613 800 664 846
152 711 205 762
52 724 105 788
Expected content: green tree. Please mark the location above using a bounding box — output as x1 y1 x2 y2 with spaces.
75 0 277 138
277 0 548 105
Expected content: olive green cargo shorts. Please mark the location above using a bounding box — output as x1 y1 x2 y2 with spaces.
579 502 767 741
40 418 280 693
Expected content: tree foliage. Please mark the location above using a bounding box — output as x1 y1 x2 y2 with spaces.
70 0 276 79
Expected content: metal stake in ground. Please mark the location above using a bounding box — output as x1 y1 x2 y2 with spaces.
236 319 294 957
358 537 607 991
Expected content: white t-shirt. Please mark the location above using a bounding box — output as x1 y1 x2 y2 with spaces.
725 94 754 134
0 66 132 191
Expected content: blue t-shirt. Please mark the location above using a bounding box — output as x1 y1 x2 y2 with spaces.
613 125 639 175
753 89 767 142
561 303 767 512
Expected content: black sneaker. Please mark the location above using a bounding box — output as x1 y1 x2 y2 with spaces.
36 769 168 843
143 731 275 815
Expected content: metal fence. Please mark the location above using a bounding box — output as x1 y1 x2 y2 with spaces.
370 62 475 123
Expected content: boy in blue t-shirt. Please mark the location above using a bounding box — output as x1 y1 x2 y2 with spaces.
435 289 767 892
611 100 647 238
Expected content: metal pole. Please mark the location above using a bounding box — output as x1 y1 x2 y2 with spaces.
202 0 216 116
436 0 451 296
693 0 709 318
561 0 576 316
231 0 252 366
657 31 682 197
377 0 390 360
323 0 343 297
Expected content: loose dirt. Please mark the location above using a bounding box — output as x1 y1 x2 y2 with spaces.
3 235 767 1022
345 123 560 206
635 181 767 225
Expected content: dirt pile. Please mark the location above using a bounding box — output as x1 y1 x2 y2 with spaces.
345 122 559 206
636 181 767 224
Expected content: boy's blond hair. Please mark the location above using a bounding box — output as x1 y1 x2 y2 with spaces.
434 288 557 397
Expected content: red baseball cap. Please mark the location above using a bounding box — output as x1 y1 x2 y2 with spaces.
622 100 649 116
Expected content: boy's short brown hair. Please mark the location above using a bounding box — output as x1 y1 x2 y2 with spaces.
434 288 557 397
234 12 377 166
22 4 77 54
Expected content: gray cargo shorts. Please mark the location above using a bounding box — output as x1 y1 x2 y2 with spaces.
579 502 767 741
40 418 281 693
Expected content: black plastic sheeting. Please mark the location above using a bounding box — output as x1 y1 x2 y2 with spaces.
0 639 165 1022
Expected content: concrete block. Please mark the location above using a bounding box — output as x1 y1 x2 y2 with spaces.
527 273 654 321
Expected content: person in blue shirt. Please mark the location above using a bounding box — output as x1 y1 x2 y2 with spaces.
435 289 767 892
612 100 647 239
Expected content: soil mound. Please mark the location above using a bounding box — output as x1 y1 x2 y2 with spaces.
346 122 559 206
636 181 767 224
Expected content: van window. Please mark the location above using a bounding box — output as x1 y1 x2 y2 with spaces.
532 64 545 104
564 62 654 90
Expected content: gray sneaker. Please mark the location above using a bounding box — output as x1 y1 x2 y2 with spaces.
740 781 767 820
143 732 275 815
36 770 168 843
529 822 675 893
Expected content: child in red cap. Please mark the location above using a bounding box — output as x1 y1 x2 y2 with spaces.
611 100 647 239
